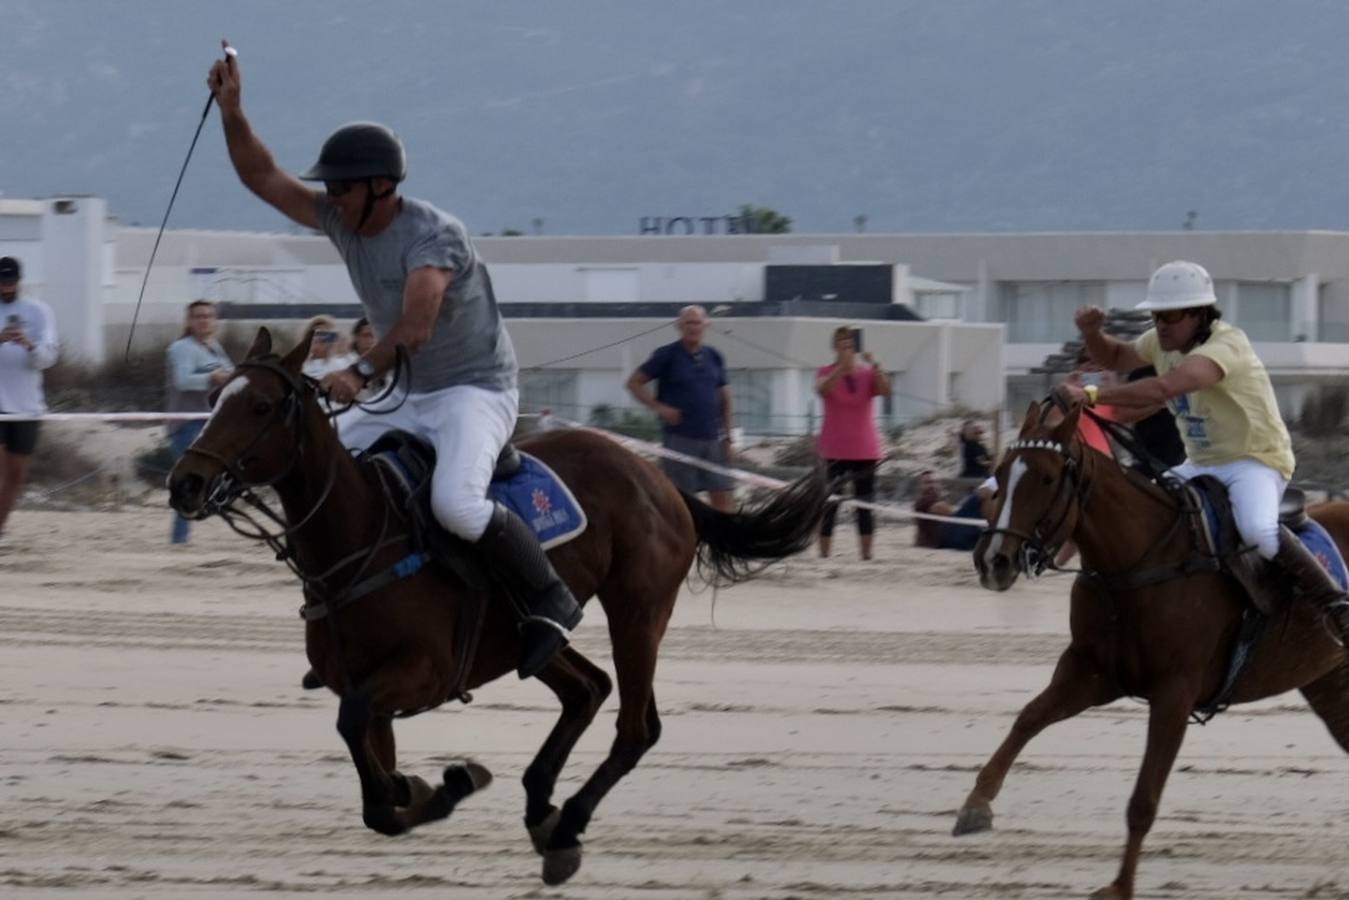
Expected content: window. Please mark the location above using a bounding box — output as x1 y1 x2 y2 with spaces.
726 369 775 434
997 282 1104 343
1235 282 1291 342
915 291 962 320
518 370 579 417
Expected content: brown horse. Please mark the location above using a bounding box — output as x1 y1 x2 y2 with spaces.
961 401 1349 899
166 328 828 885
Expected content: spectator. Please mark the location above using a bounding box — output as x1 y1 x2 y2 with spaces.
0 256 59 545
958 419 992 478
913 470 994 551
166 300 234 544
626 305 736 512
300 314 349 380
1125 365 1186 468
815 325 891 560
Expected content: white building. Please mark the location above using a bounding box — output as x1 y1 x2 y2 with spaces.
6 194 1348 432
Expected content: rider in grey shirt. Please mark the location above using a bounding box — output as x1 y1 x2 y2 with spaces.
208 51 580 681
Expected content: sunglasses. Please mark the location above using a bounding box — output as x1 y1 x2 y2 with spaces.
1150 309 1191 325
324 180 359 198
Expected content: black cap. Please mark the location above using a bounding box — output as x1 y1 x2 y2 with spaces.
0 257 20 282
299 122 407 183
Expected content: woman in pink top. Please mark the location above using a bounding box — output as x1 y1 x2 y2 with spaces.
816 326 892 559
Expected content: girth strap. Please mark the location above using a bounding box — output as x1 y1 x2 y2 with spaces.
301 551 429 621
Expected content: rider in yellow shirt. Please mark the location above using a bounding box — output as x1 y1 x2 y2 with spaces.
1060 260 1349 645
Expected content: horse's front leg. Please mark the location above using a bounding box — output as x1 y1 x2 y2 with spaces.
955 647 1118 835
336 687 406 836
366 713 493 832
1090 681 1195 900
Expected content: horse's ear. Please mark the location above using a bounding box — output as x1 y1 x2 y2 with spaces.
1020 402 1040 433
281 327 315 374
1053 401 1083 444
246 327 272 359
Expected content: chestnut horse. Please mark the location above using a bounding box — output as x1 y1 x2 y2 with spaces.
167 328 828 885
962 401 1349 899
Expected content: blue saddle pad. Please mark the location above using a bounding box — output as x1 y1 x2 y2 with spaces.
487 451 588 550
1294 518 1349 590
1196 491 1348 590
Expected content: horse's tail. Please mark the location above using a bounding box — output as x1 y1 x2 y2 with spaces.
679 465 830 584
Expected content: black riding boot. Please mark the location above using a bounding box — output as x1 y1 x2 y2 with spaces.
1274 526 1349 646
477 501 583 679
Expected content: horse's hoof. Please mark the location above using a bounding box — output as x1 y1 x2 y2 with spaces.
362 807 406 837
1088 886 1128 900
526 807 560 856
541 843 582 886
952 803 993 836
443 761 493 800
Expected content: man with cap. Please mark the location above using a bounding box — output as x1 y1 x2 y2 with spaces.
207 53 581 680
0 256 59 544
1059 259 1349 645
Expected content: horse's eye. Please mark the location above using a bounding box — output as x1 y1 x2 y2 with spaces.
252 400 273 416
1042 476 1054 486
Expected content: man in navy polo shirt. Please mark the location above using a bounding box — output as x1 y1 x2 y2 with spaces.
627 305 736 511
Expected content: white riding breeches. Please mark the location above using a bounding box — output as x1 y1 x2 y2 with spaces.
1168 458 1287 559
336 384 519 541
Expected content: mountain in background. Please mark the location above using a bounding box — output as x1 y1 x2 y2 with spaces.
4 0 1348 235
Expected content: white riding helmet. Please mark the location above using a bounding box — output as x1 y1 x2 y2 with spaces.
1136 260 1218 311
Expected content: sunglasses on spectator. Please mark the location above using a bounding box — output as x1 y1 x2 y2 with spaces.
315 330 338 343
324 181 358 198
1150 309 1191 325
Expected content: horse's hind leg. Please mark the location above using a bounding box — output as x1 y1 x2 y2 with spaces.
540 607 669 886
955 646 1119 835
1300 662 1349 752
523 648 612 854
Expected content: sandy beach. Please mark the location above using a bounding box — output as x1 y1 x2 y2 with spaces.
1 506 1347 899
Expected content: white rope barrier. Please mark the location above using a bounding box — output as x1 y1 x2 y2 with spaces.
6 409 990 529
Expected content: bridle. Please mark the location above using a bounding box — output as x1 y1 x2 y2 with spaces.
981 432 1095 577
180 350 415 603
182 356 337 543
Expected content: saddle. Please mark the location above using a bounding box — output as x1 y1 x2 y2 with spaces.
1192 474 1305 615
362 429 587 590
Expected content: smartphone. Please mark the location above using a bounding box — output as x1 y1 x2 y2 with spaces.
315 331 338 344
850 327 863 353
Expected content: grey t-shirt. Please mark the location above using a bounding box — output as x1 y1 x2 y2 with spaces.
317 196 517 394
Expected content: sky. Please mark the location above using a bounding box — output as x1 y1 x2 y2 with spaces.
4 0 1349 235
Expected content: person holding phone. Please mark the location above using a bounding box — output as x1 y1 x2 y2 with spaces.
815 325 892 559
300 314 350 380
0 256 59 546
165 299 234 544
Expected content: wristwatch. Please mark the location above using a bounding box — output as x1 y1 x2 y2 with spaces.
350 357 377 387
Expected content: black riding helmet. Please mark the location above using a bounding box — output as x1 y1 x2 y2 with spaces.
300 122 406 230
300 122 407 182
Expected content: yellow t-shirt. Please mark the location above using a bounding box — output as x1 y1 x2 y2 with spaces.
1133 320 1294 479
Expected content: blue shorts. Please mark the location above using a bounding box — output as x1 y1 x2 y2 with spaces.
660 434 734 494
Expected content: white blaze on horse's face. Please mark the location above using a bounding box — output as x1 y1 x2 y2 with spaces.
206 375 251 426
983 457 1028 568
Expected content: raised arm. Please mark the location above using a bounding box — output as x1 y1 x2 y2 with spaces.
208 48 320 229
1075 306 1147 372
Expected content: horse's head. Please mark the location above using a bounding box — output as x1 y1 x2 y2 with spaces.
973 400 1086 591
168 327 318 519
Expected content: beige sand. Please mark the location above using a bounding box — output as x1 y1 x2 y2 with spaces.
1 507 1347 899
